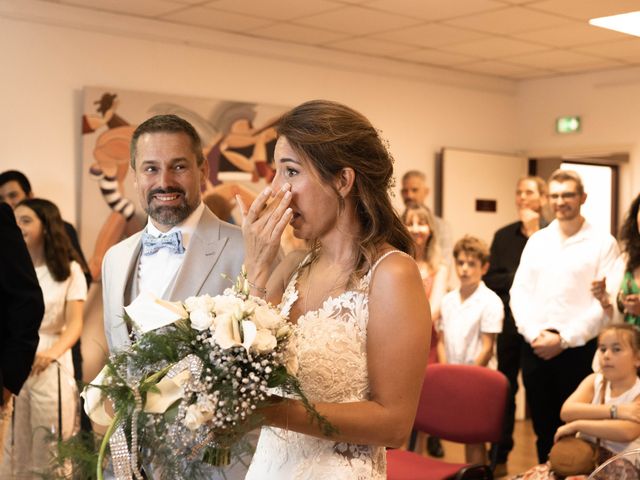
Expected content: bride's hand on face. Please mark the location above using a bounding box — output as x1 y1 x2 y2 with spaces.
237 183 293 283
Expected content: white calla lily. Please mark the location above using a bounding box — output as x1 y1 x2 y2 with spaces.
81 366 113 427
214 315 257 353
144 369 191 414
241 320 257 352
125 291 188 333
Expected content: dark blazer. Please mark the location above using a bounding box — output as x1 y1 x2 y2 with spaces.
0 202 44 403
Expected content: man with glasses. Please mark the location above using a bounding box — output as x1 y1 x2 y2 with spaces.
510 169 619 463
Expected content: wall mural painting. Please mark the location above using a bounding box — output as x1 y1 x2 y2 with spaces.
80 86 287 282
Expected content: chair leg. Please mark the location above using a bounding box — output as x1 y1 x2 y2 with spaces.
489 441 499 472
408 429 418 451
455 464 493 480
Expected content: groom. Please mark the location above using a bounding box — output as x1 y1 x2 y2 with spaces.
102 114 247 478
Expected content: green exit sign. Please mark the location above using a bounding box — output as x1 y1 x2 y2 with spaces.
556 116 581 133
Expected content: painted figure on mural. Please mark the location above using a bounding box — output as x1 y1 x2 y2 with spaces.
82 92 142 280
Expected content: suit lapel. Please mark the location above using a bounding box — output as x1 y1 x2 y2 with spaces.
168 209 228 301
113 232 143 307
108 232 143 349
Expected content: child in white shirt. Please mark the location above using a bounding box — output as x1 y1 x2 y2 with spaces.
438 235 504 465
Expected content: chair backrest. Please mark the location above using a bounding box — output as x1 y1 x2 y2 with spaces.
413 364 509 444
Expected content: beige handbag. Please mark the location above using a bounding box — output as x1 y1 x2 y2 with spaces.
549 379 606 477
548 435 599 476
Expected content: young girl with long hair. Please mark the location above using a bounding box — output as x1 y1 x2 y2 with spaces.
0 199 86 477
402 202 447 356
514 324 640 479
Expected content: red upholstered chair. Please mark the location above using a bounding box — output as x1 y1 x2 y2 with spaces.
387 364 509 480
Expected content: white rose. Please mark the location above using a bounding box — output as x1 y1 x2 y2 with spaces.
184 404 206 431
183 296 198 312
252 305 282 331
190 309 213 331
212 295 244 316
184 295 215 314
252 329 277 354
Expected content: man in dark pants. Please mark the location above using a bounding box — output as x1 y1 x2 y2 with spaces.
0 170 92 431
510 169 619 463
484 176 547 476
0 202 44 449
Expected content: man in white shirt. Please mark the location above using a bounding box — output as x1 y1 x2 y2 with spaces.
101 114 246 478
510 169 619 463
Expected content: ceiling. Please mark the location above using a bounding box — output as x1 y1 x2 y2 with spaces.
40 0 640 81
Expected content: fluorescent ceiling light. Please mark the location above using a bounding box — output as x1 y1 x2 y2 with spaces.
589 11 640 37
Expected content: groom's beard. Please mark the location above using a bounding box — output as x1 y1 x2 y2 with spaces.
145 187 195 227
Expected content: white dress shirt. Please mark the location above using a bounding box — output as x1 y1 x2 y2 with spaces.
510 219 620 347
138 202 205 298
439 281 504 366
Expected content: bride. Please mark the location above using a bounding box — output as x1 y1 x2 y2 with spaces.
238 100 430 479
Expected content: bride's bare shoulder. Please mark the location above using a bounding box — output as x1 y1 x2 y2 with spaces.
373 247 417 274
370 248 421 292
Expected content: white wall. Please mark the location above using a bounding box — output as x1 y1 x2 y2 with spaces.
517 67 640 214
0 8 519 234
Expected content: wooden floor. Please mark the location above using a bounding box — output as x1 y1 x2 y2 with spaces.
438 419 538 479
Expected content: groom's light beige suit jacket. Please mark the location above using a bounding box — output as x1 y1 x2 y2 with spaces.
102 207 244 352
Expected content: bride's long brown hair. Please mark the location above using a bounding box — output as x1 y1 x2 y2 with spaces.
276 100 414 280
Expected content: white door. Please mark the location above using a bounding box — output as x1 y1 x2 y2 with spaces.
440 148 529 246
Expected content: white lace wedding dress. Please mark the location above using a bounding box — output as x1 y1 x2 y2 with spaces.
244 252 401 480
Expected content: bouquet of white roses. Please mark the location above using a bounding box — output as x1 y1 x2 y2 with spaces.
82 270 333 480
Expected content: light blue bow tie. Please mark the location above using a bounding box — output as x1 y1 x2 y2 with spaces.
141 231 185 256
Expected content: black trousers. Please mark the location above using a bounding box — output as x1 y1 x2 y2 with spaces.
521 338 597 463
493 315 525 463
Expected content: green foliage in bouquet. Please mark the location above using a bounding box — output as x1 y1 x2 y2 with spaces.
38 431 101 480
